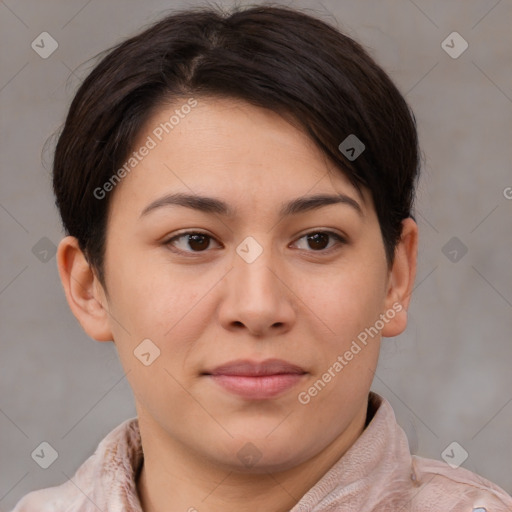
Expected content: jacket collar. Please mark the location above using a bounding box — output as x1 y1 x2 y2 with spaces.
90 391 412 510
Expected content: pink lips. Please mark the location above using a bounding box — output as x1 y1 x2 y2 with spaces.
204 359 307 400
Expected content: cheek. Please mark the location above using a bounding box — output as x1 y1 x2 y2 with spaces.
299 260 387 342
293 265 384 418
106 242 199 326
107 268 207 414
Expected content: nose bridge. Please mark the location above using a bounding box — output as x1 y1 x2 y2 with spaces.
219 233 295 334
233 234 280 298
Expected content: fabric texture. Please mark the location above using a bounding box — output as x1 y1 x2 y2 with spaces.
10 392 512 511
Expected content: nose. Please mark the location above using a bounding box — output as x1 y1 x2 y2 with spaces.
217 239 296 337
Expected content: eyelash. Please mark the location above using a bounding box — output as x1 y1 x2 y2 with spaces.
163 230 347 256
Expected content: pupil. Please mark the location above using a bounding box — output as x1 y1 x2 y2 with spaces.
308 233 328 250
189 234 209 251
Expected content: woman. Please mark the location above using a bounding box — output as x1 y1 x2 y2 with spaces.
11 3 512 511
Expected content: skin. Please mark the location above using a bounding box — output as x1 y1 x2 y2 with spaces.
57 97 418 512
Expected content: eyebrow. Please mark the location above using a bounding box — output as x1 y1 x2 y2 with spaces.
139 192 363 219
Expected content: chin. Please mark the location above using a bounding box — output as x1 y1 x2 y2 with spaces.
210 431 313 474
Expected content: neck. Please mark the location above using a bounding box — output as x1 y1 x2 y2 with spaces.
136 402 368 512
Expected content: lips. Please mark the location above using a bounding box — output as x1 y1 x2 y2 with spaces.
203 359 307 400
207 359 306 377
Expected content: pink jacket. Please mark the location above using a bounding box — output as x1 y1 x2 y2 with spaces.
10 392 512 511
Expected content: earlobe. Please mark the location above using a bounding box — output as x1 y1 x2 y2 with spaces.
381 217 418 338
56 236 113 342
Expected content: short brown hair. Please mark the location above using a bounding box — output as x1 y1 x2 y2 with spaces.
52 3 421 289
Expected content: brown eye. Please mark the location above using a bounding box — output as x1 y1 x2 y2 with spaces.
186 233 210 251
165 231 220 253
306 232 329 250
294 231 346 252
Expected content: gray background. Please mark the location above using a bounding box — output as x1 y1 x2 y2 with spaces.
1 0 511 509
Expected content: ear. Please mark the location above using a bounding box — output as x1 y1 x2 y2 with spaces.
381 217 418 338
56 236 113 342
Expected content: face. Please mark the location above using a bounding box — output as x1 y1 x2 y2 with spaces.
82 97 408 471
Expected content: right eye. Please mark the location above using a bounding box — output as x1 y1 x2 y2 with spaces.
163 231 222 254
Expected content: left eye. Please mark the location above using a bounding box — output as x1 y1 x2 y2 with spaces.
164 230 346 254
294 231 346 252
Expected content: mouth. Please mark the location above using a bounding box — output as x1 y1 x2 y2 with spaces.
202 359 307 400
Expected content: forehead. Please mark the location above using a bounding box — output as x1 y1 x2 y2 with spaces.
109 96 368 215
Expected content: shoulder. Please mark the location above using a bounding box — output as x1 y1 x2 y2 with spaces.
408 454 512 512
360 393 512 511
8 480 85 512
9 417 141 512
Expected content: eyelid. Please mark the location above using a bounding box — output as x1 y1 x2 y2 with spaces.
294 228 348 244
